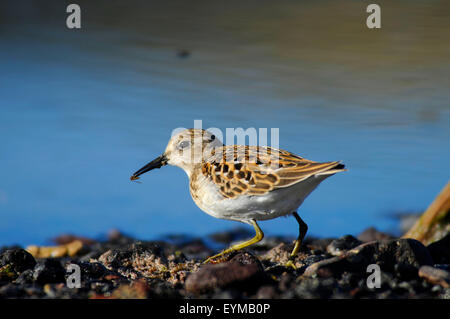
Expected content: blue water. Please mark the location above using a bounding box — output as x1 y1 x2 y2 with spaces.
0 1 449 246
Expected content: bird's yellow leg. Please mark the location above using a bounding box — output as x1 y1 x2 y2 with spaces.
286 212 308 269
204 220 264 264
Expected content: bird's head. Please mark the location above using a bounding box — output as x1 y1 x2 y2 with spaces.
130 129 223 180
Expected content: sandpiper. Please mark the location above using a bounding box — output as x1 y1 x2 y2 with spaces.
131 129 345 264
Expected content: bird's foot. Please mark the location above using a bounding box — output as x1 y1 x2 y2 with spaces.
284 257 297 270
203 250 234 264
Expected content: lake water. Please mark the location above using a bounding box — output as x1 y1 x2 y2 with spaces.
0 0 449 246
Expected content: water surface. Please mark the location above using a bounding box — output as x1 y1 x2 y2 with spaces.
0 0 449 246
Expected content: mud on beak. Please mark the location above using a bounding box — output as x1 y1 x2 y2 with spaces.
130 154 168 181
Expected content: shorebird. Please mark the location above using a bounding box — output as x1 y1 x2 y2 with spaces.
131 129 345 265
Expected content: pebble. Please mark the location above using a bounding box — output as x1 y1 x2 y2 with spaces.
304 239 434 278
326 235 362 256
418 265 450 288
427 234 450 264
26 240 87 258
0 249 36 273
33 259 66 284
185 252 266 294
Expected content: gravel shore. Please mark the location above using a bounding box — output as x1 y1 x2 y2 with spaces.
1 228 449 299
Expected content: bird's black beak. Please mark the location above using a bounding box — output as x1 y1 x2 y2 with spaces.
130 154 168 181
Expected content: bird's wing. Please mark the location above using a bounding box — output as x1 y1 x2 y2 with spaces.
201 145 345 199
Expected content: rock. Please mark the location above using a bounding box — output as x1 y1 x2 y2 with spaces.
295 277 337 299
111 279 150 299
98 242 168 279
376 239 434 275
69 261 110 283
434 264 450 271
0 265 16 281
211 289 242 299
418 266 450 288
145 278 182 299
26 240 88 258
427 234 450 264
1 228 449 299
297 254 329 272
260 243 292 265
14 269 35 285
0 249 36 274
303 255 351 278
33 259 66 284
255 285 278 299
349 238 434 273
98 242 164 270
97 241 198 287
326 235 362 256
0 283 25 298
357 227 393 242
304 239 433 279
185 252 265 294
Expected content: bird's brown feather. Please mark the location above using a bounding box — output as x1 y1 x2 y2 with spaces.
200 145 345 199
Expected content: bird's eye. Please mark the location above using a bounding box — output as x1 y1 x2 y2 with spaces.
210 135 215 142
178 140 190 149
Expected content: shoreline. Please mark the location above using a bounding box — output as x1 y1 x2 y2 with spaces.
1 227 449 299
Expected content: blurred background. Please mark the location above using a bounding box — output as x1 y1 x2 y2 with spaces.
0 0 449 246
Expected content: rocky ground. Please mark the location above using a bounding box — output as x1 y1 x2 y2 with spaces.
0 228 449 299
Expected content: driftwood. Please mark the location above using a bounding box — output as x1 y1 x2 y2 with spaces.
403 182 450 245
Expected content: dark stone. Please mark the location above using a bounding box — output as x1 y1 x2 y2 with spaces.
301 254 329 266
433 264 450 271
418 265 450 288
295 277 337 299
295 254 331 275
99 242 164 269
0 245 22 255
339 271 364 289
0 249 36 273
211 289 242 299
427 234 450 264
374 239 434 273
326 235 362 256
2 228 448 299
0 283 25 298
304 239 434 279
146 278 182 299
278 273 296 292
303 255 352 278
185 252 266 294
78 250 103 262
33 259 66 284
73 261 109 280
255 285 278 298
14 269 34 285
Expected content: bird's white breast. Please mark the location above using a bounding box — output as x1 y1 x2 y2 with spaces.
190 172 331 223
